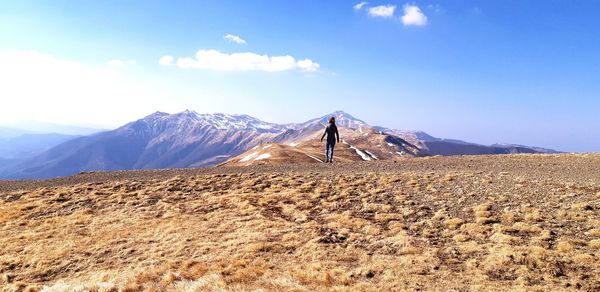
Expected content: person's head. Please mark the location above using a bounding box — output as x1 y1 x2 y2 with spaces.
329 117 335 124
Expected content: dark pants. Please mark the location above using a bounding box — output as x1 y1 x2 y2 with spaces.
325 141 335 162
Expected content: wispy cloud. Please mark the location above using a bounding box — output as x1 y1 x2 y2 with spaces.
427 4 443 14
368 5 396 18
353 2 368 11
108 59 137 67
401 4 428 26
158 55 174 66
159 49 319 72
223 34 247 45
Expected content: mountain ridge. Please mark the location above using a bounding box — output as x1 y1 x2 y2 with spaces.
0 110 559 179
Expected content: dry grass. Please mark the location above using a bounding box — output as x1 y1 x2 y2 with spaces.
1 155 600 291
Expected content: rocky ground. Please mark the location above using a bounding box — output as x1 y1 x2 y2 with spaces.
1 154 599 291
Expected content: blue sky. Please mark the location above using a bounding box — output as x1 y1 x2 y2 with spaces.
1 1 599 152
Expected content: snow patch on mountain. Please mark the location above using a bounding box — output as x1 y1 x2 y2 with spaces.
365 150 378 160
164 110 286 134
305 153 323 162
343 140 371 161
255 153 271 160
240 152 259 162
353 147 371 161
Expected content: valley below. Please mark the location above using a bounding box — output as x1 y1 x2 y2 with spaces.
1 154 600 291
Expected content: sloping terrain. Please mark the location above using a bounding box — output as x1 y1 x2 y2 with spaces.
0 110 557 180
222 126 424 166
1 154 599 291
381 129 559 156
0 133 77 159
419 140 557 156
220 142 365 166
0 111 284 179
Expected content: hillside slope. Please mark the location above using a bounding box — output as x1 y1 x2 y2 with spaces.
0 111 283 179
223 126 425 166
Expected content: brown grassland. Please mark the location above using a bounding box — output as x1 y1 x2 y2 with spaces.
1 154 599 291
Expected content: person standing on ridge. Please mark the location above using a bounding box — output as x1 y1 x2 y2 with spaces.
321 117 340 163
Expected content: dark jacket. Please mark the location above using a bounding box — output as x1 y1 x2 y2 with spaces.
321 123 340 144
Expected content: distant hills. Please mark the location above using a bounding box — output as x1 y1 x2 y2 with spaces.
0 110 558 179
1 121 103 137
0 133 77 159
0 127 29 140
0 122 105 161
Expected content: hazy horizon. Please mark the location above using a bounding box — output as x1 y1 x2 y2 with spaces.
0 109 584 153
2 1 599 152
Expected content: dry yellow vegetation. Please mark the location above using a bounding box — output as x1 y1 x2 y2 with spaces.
1 154 599 291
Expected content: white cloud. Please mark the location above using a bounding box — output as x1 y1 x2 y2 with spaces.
368 5 396 18
401 4 428 26
158 55 174 66
0 50 162 126
354 2 368 10
223 34 247 45
159 49 320 72
296 59 320 72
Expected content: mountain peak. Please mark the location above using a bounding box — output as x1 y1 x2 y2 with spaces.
177 109 201 121
326 110 357 119
289 110 369 130
181 109 197 115
330 110 350 115
144 111 170 120
324 111 368 129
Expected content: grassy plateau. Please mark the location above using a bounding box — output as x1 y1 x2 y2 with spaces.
1 154 599 291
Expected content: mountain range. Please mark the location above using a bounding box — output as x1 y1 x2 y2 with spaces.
0 123 105 160
0 133 78 159
0 110 558 179
0 122 103 137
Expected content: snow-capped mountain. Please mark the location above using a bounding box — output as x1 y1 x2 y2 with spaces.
288 110 369 130
0 110 559 179
135 110 286 134
0 111 287 179
179 110 285 133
